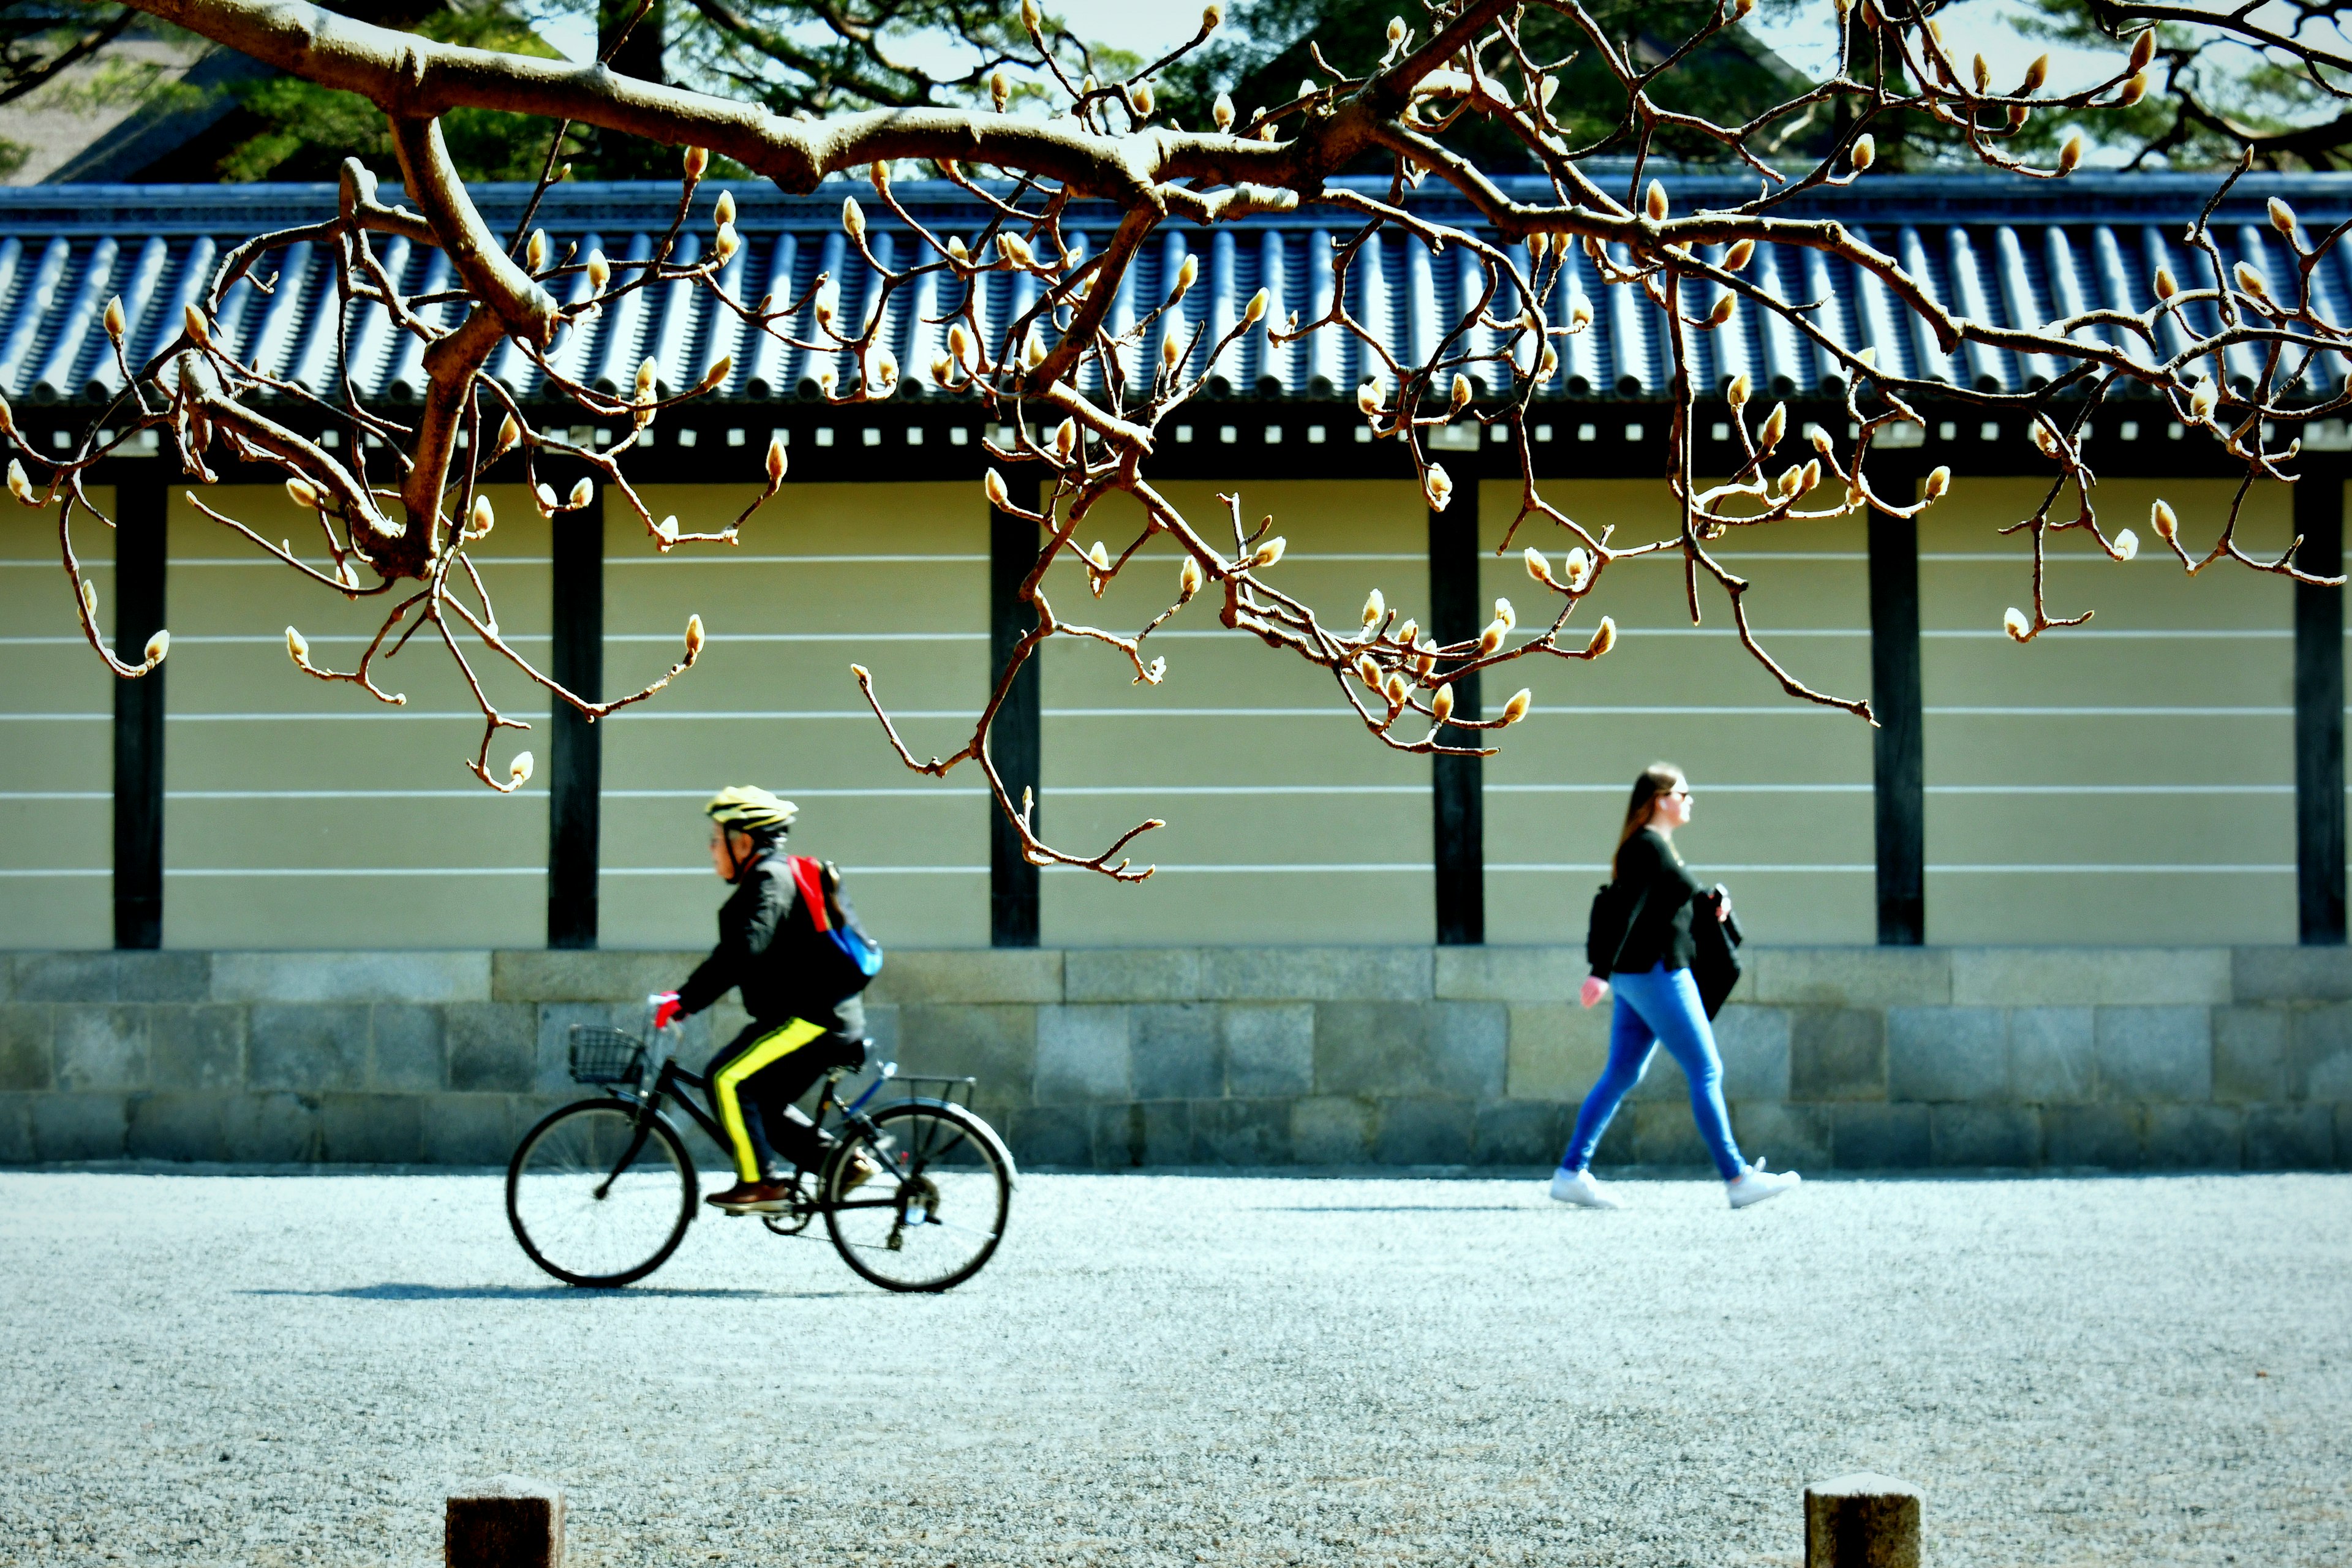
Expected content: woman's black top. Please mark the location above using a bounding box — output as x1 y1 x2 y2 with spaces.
1590 826 1706 975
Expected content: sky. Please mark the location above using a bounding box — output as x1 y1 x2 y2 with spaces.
530 0 2168 148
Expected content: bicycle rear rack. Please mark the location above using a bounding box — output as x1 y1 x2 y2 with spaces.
891 1074 978 1111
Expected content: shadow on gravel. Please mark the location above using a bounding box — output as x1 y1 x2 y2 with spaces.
245 1283 857 1302
1261 1213 1533 1222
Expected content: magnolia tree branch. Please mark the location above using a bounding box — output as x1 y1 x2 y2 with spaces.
8 0 2349 877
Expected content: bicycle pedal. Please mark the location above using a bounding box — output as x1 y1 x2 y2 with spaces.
716 1199 793 1215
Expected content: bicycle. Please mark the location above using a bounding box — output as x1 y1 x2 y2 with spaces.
505 997 1017 1293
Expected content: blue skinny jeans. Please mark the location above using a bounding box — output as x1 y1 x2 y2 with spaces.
1559 962 1746 1182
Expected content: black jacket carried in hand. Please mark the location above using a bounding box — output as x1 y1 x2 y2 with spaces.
1588 827 1705 976
676 848 864 1035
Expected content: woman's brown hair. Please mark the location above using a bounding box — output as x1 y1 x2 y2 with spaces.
1611 762 1686 880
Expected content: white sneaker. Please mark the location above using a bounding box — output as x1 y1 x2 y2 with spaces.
1548 1167 1626 1209
1725 1158 1801 1210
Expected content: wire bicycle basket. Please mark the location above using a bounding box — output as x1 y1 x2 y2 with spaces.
568 1025 647 1085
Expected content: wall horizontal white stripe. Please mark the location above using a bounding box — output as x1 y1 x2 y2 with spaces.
603 865 982 875
0 782 2302 804
0 861 2304 878
0 703 2315 725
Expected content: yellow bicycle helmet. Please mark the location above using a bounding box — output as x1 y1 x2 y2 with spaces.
704 785 798 837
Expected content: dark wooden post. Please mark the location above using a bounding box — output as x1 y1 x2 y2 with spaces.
2294 463 2346 945
1429 489 1484 945
1868 490 1925 947
548 495 604 949
989 491 1042 947
113 478 168 950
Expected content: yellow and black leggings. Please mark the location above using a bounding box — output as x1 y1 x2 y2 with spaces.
704 1018 864 1182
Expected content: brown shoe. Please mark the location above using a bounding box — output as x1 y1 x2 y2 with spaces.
707 1178 793 1213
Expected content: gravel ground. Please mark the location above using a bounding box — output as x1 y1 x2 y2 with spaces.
1 1168 2346 1568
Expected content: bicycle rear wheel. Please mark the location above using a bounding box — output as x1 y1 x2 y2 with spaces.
821 1099 1012 1292
508 1099 696 1287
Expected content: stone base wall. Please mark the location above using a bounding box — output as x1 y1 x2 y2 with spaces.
2 946 2350 1170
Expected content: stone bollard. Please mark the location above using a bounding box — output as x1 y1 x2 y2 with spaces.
446 1476 565 1568
1804 1472 1921 1568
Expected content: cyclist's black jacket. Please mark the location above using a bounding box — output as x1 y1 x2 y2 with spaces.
677 847 864 1035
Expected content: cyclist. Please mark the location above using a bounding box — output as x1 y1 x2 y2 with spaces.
652 786 876 1213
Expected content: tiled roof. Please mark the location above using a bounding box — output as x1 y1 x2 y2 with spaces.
1 171 2345 407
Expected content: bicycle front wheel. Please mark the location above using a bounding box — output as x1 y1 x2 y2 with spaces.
822 1100 1012 1292
508 1099 696 1287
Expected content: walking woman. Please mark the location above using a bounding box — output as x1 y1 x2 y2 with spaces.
1550 763 1802 1211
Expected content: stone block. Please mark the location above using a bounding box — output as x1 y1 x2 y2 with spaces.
2146 1105 2242 1169
895 1005 1036 1094
446 1476 564 1568
1429 1003 1507 1100
1088 1102 1145 1169
418 1095 516 1166
1503 1004 1610 1102
1715 1006 1792 1102
860 1003 900 1057
12 952 125 1002
1831 1103 1930 1169
1314 1001 1429 1096
1887 1008 2008 1102
221 1091 322 1162
1929 1104 2040 1167
1472 1100 1571 1166
2211 1007 2290 1104
126 1092 235 1162
1626 1042 1689 1104
249 1004 372 1092
1728 1102 1833 1171
1373 1097 1473 1165
1034 1006 1132 1103
1194 1099 1291 1165
1433 946 1583 1001
865 949 1063 1005
1063 949 1200 1003
1224 1005 1313 1097
2093 1008 2212 1101
2010 1008 2095 1103
2044 1104 2145 1169
491 949 695 1003
0 1095 32 1162
369 1006 447 1091
0 1006 54 1090
1952 948 2230 1007
2340 1105 2352 1169
1202 947 1432 1002
1131 1099 1194 1165
211 951 490 1004
31 1093 127 1160
2300 1004 2352 1101
320 1093 423 1164
1804 1472 1921 1568
1630 1101 1713 1168
148 1006 244 1090
1008 1104 1094 1168
1790 1008 1885 1101
1291 1096 1373 1164
445 1004 537 1093
2244 1104 2334 1169
53 1006 150 1091
1132 1005 1223 1101
1749 948 1950 1008
111 952 209 1003
2231 946 2352 1002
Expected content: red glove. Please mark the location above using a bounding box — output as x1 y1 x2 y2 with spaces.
652 992 685 1031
